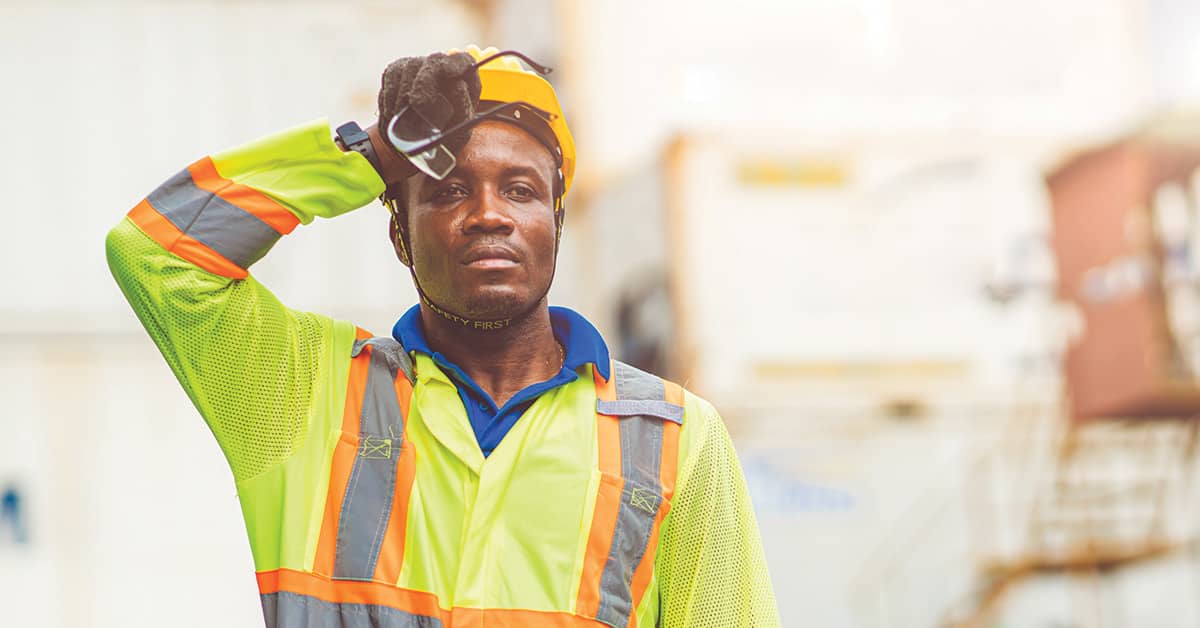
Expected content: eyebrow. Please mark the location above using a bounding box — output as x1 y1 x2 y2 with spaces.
419 161 554 192
498 164 551 183
416 163 551 196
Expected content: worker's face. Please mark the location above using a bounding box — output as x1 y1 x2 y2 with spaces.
401 120 558 321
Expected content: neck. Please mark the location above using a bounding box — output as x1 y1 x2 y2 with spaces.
419 299 562 407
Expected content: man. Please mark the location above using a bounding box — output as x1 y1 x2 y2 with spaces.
107 46 778 627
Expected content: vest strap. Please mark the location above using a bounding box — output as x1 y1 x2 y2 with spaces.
578 360 685 628
314 332 416 584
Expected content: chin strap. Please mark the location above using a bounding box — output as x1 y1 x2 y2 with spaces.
406 254 558 333
416 282 515 330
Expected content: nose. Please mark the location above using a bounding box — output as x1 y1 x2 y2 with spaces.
462 185 515 235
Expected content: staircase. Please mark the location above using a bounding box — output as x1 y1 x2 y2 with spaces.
949 419 1200 627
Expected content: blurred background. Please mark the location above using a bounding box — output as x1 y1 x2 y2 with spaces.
4 0 1200 626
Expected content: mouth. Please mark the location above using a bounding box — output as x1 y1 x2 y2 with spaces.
462 245 520 268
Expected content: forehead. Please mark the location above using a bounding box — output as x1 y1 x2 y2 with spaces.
452 120 557 179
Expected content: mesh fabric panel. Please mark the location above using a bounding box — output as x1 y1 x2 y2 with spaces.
656 405 780 627
107 218 329 482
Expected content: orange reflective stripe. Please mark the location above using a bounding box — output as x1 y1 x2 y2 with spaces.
126 199 248 279
593 365 620 475
313 327 372 576
660 381 684 501
187 157 300 235
576 364 623 618
371 374 417 584
258 569 610 627
662 380 684 408
396 369 413 418
257 568 446 621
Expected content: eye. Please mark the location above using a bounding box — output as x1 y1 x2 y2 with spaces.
506 183 536 201
432 183 469 203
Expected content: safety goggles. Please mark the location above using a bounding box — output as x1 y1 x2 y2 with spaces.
386 50 557 180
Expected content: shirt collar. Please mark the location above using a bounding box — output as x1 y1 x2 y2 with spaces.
392 304 611 381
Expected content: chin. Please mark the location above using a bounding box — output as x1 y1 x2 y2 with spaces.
460 288 535 320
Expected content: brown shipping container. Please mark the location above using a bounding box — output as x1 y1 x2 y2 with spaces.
1049 138 1200 420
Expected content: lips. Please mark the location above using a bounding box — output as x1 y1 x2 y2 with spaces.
462 244 520 266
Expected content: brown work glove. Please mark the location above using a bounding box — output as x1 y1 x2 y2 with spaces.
378 52 483 156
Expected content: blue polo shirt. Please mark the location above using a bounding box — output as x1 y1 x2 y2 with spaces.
392 305 611 457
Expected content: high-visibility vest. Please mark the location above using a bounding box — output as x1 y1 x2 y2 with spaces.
253 331 685 628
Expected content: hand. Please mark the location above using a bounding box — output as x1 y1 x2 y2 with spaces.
378 52 483 155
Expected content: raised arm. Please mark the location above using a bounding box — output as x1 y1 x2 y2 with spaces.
106 119 385 483
106 51 482 485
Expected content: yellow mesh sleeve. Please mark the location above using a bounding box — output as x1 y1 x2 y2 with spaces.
107 219 338 482
210 118 384 224
656 403 780 627
106 121 378 483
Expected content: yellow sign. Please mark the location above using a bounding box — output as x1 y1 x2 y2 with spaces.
738 159 851 188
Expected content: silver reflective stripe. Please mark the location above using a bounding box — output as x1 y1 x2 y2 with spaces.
595 400 683 424
146 168 282 268
261 591 442 628
352 337 415 384
595 361 672 628
333 340 408 580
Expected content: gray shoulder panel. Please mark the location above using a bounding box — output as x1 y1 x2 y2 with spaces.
596 399 684 424
352 337 415 384
597 360 684 425
611 361 664 401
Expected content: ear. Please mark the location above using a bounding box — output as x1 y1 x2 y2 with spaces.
386 203 413 267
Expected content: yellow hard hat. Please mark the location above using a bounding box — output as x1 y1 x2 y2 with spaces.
452 45 577 197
